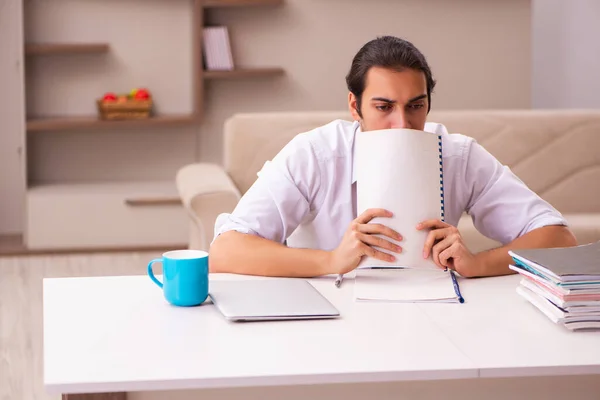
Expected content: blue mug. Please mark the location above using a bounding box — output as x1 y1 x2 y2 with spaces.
147 249 209 307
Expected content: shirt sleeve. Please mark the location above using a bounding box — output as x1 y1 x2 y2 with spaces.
213 134 321 244
463 139 568 245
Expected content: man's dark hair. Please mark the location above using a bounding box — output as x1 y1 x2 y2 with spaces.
345 36 436 116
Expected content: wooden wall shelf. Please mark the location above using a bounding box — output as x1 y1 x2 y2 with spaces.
11 0 286 251
25 43 110 56
124 197 182 206
26 115 196 132
202 0 283 8
0 234 181 256
204 67 284 80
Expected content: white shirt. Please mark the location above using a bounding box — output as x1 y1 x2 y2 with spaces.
213 120 567 250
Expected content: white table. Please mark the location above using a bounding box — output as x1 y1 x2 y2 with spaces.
43 273 600 400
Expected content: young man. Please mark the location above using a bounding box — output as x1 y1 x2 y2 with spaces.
209 36 576 278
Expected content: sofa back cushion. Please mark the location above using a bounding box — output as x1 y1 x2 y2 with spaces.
223 111 352 194
223 110 600 214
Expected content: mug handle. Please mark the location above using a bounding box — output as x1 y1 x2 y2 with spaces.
147 258 163 288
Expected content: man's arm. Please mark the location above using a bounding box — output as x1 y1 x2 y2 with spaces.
473 225 577 277
420 138 577 278
208 133 322 276
209 231 330 277
208 130 401 278
211 208 402 277
419 221 577 278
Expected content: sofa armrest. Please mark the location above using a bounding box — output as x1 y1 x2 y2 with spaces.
176 163 241 250
457 213 600 254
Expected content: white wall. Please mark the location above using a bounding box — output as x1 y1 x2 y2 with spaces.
24 0 197 184
24 0 533 183
1 0 532 234
199 0 532 163
0 0 26 234
532 0 600 108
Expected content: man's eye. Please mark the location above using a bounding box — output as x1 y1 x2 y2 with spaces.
409 103 424 110
375 104 392 111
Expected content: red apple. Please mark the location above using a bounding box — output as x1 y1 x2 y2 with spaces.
103 92 117 102
134 88 150 100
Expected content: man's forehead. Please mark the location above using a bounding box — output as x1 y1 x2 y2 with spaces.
364 67 427 96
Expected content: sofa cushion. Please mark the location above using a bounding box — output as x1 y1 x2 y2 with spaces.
222 110 600 220
427 110 600 214
561 214 600 245
223 111 352 194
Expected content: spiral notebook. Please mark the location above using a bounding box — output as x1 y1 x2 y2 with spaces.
354 268 463 303
353 128 459 302
355 128 445 270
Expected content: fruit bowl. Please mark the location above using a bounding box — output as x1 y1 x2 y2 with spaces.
97 88 153 120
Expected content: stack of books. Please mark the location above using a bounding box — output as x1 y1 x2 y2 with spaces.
509 241 600 331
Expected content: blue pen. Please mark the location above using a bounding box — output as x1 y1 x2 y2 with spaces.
449 270 465 303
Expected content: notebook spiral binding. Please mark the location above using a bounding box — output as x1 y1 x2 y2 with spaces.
438 134 445 223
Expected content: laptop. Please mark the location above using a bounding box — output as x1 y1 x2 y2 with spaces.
208 278 340 321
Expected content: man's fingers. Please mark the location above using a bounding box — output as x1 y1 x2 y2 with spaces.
357 223 402 241
362 242 396 262
358 232 402 254
439 242 461 269
356 208 393 224
431 236 455 268
422 227 452 258
417 219 450 230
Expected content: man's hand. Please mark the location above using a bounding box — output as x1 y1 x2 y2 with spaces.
329 208 402 275
417 219 480 278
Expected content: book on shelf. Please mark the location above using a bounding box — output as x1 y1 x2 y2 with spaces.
202 26 234 71
509 241 600 331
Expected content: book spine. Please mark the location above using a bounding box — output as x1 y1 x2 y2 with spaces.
438 135 445 222
216 27 226 70
202 27 216 70
222 26 235 70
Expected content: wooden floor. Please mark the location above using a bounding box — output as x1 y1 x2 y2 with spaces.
0 250 163 400
0 235 185 256
0 234 26 254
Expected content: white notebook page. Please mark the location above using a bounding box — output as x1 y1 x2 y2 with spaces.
355 128 442 269
354 268 460 303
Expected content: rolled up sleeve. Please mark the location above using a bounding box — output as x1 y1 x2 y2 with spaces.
213 135 321 244
463 140 567 245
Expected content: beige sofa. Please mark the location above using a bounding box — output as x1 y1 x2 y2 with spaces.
176 110 600 252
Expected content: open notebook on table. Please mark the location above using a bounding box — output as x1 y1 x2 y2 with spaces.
354 268 464 303
353 128 463 303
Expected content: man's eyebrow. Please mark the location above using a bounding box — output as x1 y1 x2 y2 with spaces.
407 94 427 103
370 94 427 104
371 97 396 103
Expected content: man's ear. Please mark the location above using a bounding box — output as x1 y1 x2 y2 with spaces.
348 92 361 121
